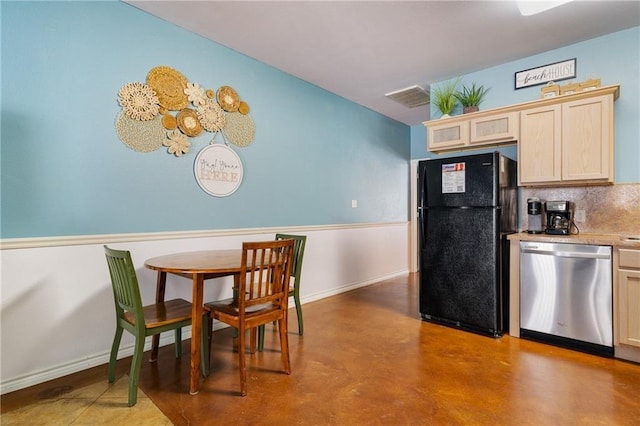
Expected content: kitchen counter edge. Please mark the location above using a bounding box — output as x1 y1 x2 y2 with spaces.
507 232 640 248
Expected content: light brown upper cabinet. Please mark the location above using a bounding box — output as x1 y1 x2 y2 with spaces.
469 112 519 146
519 104 562 184
425 111 518 152
427 119 469 151
424 85 619 187
519 90 616 186
562 94 613 182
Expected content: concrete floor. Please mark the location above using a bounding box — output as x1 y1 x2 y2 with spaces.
2 273 639 425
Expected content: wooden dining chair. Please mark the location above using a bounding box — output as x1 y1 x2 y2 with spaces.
204 239 295 396
256 233 307 352
104 246 207 407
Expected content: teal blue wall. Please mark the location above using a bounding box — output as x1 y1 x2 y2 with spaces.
0 2 410 239
411 26 640 184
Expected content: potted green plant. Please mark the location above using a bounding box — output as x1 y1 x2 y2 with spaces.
431 78 460 118
455 83 490 114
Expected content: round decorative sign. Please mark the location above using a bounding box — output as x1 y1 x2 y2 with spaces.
193 144 243 197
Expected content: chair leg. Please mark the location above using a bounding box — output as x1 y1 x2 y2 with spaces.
278 317 291 375
294 292 304 336
257 325 265 352
207 315 214 370
201 314 210 377
108 327 124 383
249 327 257 354
238 326 247 396
128 335 146 407
174 328 182 358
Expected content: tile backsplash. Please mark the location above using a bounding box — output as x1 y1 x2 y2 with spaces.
520 183 640 235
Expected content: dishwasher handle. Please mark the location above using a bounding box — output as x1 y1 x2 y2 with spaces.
521 246 611 260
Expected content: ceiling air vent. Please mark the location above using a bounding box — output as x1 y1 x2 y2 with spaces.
385 85 430 108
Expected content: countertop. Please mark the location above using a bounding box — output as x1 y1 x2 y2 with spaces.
507 232 640 249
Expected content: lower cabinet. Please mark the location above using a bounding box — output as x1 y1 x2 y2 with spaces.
618 248 640 348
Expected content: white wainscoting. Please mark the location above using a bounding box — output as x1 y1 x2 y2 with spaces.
0 222 409 394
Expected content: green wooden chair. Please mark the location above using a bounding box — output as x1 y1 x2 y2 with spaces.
104 246 208 407
257 234 307 352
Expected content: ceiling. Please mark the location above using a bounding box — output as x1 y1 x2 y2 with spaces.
126 1 640 126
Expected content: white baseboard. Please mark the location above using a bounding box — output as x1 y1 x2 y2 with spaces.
299 269 408 304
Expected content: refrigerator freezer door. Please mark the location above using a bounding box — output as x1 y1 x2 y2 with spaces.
419 207 503 335
422 152 499 208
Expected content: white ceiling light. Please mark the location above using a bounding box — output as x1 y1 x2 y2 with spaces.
517 0 574 16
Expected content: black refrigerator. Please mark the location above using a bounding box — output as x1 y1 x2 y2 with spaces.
418 152 517 337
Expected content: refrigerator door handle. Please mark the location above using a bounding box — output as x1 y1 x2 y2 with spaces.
418 207 427 249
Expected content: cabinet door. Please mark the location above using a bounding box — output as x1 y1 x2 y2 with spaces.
428 120 468 151
619 269 640 347
562 95 613 182
518 104 561 185
470 112 519 145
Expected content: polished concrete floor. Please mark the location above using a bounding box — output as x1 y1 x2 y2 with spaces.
2 273 639 425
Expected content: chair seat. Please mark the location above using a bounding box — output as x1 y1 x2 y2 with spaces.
124 298 193 329
205 298 279 317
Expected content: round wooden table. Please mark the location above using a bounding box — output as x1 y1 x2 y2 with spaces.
145 249 243 395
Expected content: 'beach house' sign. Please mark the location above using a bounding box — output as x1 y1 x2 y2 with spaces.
515 58 576 90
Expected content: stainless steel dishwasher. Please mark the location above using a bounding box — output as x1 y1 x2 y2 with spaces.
520 241 613 356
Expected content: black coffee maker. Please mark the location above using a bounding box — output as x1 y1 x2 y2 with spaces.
527 198 543 234
545 200 573 235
